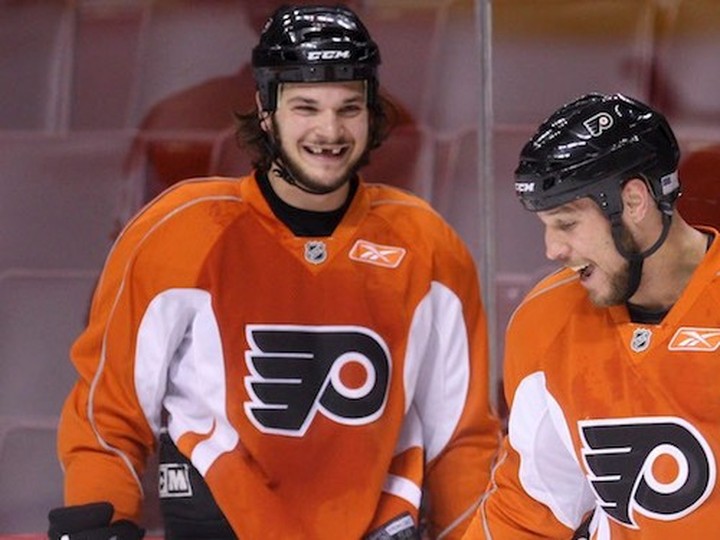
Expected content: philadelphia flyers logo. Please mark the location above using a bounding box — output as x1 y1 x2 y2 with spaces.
579 417 716 529
244 325 391 436
583 111 614 137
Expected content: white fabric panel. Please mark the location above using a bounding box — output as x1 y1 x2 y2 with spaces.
135 288 238 475
393 404 423 456
383 473 423 510
508 371 596 530
589 502 612 540
405 281 470 463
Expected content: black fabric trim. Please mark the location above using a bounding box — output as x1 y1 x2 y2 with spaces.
626 302 668 324
256 171 357 237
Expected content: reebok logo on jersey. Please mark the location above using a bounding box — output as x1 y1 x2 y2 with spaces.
158 463 193 498
668 327 720 352
579 417 715 528
244 325 391 436
349 239 406 268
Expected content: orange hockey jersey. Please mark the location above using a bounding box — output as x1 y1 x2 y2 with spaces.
464 228 720 539
58 174 499 539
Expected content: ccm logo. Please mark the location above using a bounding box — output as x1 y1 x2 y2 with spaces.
307 50 351 61
158 463 193 498
515 181 535 193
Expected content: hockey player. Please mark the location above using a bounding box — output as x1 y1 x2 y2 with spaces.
463 92 720 539
49 5 500 540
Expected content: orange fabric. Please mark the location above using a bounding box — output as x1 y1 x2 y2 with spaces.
58 174 499 539
465 228 720 539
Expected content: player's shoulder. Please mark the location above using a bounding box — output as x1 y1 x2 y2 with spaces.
362 181 470 253
150 175 245 210
503 268 589 383
363 182 436 214
525 267 582 302
128 176 247 227
110 176 248 258
361 182 456 235
510 267 587 332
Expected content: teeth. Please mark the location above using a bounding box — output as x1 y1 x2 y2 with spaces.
569 264 589 273
306 146 344 155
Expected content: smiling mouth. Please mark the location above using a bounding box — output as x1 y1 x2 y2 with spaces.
570 264 592 280
303 144 349 158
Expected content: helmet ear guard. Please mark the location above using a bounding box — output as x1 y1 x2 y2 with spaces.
252 5 381 112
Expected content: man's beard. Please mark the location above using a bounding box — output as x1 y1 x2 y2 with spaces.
271 121 369 195
589 226 642 307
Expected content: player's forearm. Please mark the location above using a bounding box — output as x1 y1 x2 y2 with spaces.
424 429 500 539
62 442 147 523
58 385 151 523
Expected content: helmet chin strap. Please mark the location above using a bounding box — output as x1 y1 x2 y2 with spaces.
609 211 672 302
260 121 371 197
271 161 336 195
260 130 339 196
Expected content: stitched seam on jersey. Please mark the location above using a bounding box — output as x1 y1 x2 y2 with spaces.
436 495 481 539
370 198 441 218
119 177 241 239
524 273 577 304
87 194 243 495
480 446 508 540
507 273 578 328
97 178 244 295
436 397 504 538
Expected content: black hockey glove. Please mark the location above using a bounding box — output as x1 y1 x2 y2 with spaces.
571 510 593 540
48 502 145 540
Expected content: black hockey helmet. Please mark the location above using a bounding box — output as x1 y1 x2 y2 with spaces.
515 93 683 302
514 93 681 221
252 4 381 112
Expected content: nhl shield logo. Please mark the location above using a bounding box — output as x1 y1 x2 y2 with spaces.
304 241 327 265
631 328 652 352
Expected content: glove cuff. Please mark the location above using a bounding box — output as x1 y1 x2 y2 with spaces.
48 502 145 540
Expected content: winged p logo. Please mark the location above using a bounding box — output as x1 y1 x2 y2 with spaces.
244 325 391 436
583 112 614 137
579 417 715 529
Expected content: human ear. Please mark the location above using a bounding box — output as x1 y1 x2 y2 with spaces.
256 92 271 133
621 178 652 222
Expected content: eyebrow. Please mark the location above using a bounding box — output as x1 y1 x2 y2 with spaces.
286 96 317 105
543 206 573 216
285 94 365 106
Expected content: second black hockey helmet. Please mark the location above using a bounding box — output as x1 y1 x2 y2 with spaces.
514 93 681 220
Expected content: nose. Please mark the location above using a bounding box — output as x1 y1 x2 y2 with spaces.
544 227 570 262
317 110 343 140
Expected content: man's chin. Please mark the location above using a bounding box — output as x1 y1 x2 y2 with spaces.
587 287 627 308
286 164 358 194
